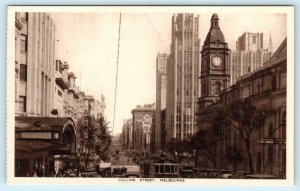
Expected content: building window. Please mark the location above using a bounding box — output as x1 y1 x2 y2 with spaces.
20 64 27 82
20 12 28 22
279 73 286 88
201 82 207 96
19 96 26 112
268 122 274 138
55 61 58 71
252 36 256 43
215 82 221 95
20 35 27 52
57 90 62 97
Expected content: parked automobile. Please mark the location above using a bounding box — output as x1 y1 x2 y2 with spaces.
221 173 233 179
245 174 278 179
81 171 99 177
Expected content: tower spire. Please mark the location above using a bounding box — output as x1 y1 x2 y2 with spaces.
269 31 273 53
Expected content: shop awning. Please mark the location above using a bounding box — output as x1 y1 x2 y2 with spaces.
15 117 77 159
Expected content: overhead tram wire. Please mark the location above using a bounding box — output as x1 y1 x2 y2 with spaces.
144 14 185 78
112 13 122 132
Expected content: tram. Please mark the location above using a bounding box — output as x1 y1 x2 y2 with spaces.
153 159 179 178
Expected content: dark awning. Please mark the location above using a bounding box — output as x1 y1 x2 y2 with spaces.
15 117 77 158
16 116 76 134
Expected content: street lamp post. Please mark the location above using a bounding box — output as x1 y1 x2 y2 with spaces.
76 151 80 177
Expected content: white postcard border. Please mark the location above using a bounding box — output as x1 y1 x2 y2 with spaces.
6 5 295 186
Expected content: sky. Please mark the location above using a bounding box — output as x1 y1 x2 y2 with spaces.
49 12 286 135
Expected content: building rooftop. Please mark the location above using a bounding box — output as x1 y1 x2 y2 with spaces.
204 13 226 45
131 103 156 112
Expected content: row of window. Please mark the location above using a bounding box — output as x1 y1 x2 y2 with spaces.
15 12 28 23
224 71 286 105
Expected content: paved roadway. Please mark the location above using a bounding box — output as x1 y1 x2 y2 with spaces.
110 151 137 166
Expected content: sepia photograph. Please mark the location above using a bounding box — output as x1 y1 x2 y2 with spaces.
6 6 294 185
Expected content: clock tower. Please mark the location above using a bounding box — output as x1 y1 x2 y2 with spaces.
199 13 230 109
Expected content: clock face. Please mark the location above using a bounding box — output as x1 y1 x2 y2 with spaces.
212 56 222 67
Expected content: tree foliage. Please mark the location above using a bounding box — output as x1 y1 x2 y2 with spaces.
76 112 112 168
227 99 265 174
166 138 193 162
94 115 112 161
191 109 229 168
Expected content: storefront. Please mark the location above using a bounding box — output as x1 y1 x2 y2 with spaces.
15 117 77 177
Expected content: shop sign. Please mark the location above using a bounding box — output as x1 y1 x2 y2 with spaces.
259 138 286 144
142 114 153 133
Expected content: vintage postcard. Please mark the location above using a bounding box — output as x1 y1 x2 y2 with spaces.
6 6 294 185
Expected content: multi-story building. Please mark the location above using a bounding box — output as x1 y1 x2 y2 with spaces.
220 39 286 176
229 32 273 85
166 13 200 141
53 60 80 120
81 95 95 116
15 12 23 114
15 12 56 117
75 92 105 121
121 119 133 150
65 71 79 119
197 13 287 177
155 53 168 152
132 104 156 154
53 60 68 117
160 108 167 152
14 12 79 177
75 90 86 120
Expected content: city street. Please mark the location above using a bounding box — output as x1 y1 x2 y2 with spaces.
12 8 289 180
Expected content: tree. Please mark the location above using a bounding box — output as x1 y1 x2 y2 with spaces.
77 113 98 168
77 112 112 169
191 109 229 169
226 99 265 174
226 146 244 174
94 114 112 161
191 130 217 168
166 138 192 162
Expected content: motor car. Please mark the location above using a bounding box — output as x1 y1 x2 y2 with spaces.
81 171 99 177
221 173 233 179
235 171 250 179
245 174 278 179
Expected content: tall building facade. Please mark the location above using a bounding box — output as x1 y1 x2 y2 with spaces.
15 12 56 117
132 104 156 153
155 53 168 152
196 13 287 176
166 14 200 141
229 32 273 85
197 38 287 176
121 119 133 150
53 60 68 117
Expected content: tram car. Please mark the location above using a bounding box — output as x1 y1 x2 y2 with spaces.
153 158 179 178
